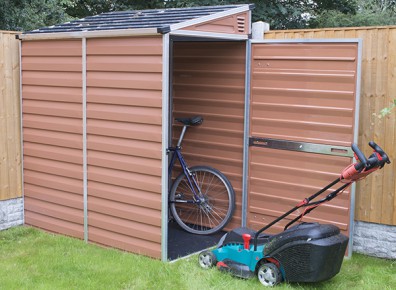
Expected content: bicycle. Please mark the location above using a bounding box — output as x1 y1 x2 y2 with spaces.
168 116 235 235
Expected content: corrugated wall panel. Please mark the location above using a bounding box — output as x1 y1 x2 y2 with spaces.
24 183 83 209
24 156 82 179
87 87 161 107
23 99 82 118
89 227 161 258
22 56 82 71
23 85 82 102
24 128 82 149
87 119 161 143
172 41 246 230
24 170 82 195
21 40 84 239
86 36 163 259
21 40 82 56
249 148 351 234
88 135 161 160
89 181 160 210
266 27 396 226
22 71 82 87
25 211 83 237
87 37 162 55
23 114 83 133
250 43 358 147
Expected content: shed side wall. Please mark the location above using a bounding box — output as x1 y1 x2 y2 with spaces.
22 39 84 238
86 36 163 258
172 41 246 230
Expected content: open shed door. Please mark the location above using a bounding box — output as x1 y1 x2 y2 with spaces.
247 40 361 255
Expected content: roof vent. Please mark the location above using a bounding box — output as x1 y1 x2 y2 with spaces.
237 15 245 33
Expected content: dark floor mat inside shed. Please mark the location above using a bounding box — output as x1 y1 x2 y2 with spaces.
167 221 224 261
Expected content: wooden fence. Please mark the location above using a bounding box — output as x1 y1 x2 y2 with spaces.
265 26 396 226
0 31 22 201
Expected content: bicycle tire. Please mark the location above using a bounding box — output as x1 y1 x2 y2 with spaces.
169 165 235 235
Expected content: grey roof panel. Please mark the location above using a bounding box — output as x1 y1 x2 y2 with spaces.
24 4 252 34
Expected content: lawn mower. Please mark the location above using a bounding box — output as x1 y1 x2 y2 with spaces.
198 141 390 287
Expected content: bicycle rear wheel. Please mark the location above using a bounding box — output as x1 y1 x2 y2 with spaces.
169 165 235 235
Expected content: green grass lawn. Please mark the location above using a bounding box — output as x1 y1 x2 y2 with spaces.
0 226 394 290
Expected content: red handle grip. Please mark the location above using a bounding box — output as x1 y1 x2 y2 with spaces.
242 234 251 250
341 164 358 180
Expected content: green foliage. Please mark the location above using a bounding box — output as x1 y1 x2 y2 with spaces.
311 9 396 27
376 99 396 119
311 0 396 28
314 0 358 14
361 0 396 13
246 0 314 29
63 0 361 30
162 0 358 29
65 0 166 19
0 0 74 31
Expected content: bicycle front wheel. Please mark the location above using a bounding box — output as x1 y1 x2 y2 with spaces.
169 166 235 235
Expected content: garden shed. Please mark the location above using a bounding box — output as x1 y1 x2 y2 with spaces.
18 4 362 261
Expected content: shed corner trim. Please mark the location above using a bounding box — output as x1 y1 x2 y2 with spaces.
157 26 171 34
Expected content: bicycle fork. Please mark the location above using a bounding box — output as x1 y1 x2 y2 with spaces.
168 148 204 205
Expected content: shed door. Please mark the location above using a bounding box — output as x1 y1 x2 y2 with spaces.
247 41 360 247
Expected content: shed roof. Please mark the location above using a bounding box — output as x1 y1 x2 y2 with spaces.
24 4 253 35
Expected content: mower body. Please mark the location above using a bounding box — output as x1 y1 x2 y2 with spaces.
212 222 349 283
200 142 389 286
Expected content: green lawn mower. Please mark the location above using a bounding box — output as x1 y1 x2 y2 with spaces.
198 141 390 287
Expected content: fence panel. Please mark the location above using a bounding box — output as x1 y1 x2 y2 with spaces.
265 27 396 226
0 31 22 201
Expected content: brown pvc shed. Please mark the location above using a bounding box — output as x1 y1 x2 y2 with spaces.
18 4 362 261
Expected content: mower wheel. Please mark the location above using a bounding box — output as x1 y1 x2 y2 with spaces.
257 263 281 287
198 251 217 269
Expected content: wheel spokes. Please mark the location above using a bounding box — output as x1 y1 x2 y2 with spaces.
170 167 234 234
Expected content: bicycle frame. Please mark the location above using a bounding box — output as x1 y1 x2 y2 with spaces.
168 146 201 204
167 117 236 235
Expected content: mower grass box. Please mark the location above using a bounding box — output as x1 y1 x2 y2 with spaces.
200 223 348 286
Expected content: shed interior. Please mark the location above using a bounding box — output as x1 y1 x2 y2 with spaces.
168 38 247 259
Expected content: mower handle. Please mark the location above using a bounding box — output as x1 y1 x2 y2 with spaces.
369 141 391 166
351 143 367 171
252 141 390 251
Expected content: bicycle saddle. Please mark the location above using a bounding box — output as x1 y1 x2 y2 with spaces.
175 116 203 126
